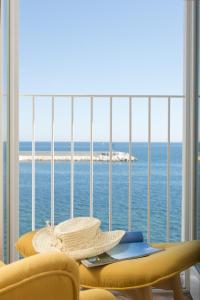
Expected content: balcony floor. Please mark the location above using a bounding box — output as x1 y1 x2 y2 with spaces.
152 291 192 300
116 291 192 299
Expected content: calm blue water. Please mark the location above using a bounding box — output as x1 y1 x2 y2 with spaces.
19 142 182 242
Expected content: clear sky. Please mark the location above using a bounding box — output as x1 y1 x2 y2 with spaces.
19 0 184 142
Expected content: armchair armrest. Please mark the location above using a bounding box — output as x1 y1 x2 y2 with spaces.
0 252 79 300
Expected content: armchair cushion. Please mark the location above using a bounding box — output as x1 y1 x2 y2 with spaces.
79 240 200 289
0 252 79 300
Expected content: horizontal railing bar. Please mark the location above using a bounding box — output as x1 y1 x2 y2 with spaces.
19 94 184 98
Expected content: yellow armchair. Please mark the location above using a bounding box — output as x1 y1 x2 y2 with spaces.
0 252 115 300
16 232 200 300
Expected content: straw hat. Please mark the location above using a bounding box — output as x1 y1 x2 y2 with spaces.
32 217 125 260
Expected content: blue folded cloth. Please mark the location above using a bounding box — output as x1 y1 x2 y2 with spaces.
119 231 143 244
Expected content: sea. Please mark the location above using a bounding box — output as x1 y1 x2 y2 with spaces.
19 142 182 243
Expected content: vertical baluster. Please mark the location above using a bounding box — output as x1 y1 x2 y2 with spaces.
166 96 171 242
32 96 35 230
128 97 132 231
109 97 113 230
51 96 55 226
70 97 74 218
90 97 94 216
147 97 151 242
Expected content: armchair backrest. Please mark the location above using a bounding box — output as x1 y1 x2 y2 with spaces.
0 252 79 300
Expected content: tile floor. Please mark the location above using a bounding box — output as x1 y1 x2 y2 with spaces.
115 291 192 299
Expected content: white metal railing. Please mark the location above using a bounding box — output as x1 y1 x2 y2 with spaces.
109 96 113 230
90 97 94 217
51 96 55 226
148 97 151 242
32 96 35 230
128 96 132 231
20 94 184 242
70 97 74 219
167 96 171 242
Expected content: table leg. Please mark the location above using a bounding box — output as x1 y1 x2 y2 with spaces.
170 275 184 300
154 274 184 300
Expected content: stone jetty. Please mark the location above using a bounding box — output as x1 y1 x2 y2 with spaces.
19 151 136 162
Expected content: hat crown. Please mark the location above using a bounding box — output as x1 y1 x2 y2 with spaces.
54 217 101 248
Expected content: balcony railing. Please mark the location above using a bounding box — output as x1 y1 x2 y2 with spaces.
19 94 184 243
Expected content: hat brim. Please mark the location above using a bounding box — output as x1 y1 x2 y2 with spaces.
32 227 125 260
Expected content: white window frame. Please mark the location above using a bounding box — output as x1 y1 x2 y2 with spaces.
183 0 199 297
182 0 198 242
0 0 19 262
0 0 3 262
9 0 19 262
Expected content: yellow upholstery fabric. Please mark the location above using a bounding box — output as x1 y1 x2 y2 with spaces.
0 252 79 300
80 289 115 300
0 261 5 269
0 252 115 300
15 231 37 257
79 240 200 289
15 231 200 290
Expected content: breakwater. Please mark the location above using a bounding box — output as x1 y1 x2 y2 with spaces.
19 151 136 162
